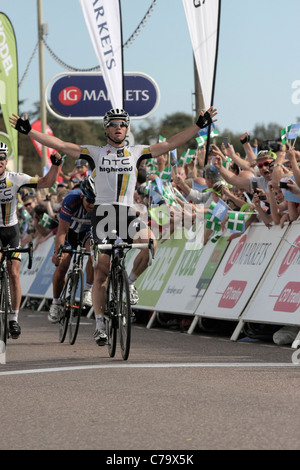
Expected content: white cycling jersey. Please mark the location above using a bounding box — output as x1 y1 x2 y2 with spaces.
0 172 39 227
80 144 151 206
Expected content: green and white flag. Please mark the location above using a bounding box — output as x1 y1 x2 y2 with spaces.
40 213 58 230
227 211 245 232
222 155 232 169
210 231 223 243
50 182 58 193
195 135 207 148
205 202 221 231
158 135 167 142
179 148 196 165
210 128 219 138
280 125 291 144
162 184 176 205
146 158 157 172
157 164 172 181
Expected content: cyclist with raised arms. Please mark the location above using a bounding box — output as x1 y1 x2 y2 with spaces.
0 142 62 339
9 106 217 345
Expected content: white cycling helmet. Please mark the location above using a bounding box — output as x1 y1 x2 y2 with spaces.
0 142 8 156
103 108 130 128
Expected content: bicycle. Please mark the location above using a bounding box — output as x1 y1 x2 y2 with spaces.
93 237 154 361
57 244 91 345
0 243 33 345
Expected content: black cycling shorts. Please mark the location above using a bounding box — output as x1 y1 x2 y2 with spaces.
91 204 146 252
0 224 21 261
65 228 91 250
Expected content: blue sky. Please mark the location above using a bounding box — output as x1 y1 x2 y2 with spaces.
2 0 300 137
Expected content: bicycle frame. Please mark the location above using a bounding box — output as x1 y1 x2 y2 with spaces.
93 238 154 360
0 243 33 346
57 244 90 345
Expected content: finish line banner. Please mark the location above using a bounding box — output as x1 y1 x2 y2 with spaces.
0 12 18 170
182 0 221 109
79 0 124 108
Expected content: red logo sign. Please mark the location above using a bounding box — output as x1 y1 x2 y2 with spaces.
273 282 300 313
278 236 300 277
218 280 247 308
58 87 82 106
223 234 247 275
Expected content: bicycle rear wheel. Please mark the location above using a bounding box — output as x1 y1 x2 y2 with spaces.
117 270 132 361
106 275 117 357
69 270 83 345
0 272 9 345
59 276 72 343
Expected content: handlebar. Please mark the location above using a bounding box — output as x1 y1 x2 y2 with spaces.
0 242 33 269
57 244 91 258
94 238 154 267
97 238 153 251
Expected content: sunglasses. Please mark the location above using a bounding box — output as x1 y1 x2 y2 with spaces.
0 155 7 161
108 121 128 128
85 197 95 204
257 160 273 169
24 202 32 207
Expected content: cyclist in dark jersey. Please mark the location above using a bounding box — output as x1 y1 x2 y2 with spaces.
48 176 95 323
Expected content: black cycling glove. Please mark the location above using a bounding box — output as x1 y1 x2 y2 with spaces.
50 153 62 166
240 134 250 145
196 111 212 129
15 117 32 135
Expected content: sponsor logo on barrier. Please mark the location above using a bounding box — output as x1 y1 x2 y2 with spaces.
218 280 247 308
223 234 247 275
273 281 300 313
278 236 300 277
223 234 272 275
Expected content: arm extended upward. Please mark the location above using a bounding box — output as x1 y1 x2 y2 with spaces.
9 113 81 159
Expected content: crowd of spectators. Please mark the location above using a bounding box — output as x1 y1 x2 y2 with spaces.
133 131 300 345
17 157 85 249
134 132 300 242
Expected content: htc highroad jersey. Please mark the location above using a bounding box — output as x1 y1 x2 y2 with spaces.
0 172 39 227
79 144 151 206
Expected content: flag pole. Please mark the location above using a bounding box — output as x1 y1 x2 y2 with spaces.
37 0 48 173
119 0 124 109
205 0 222 165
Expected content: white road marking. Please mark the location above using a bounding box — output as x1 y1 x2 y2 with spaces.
0 362 298 376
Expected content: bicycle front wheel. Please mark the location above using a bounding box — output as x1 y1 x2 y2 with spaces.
69 270 83 345
0 272 9 345
59 276 72 343
117 270 132 361
106 275 117 358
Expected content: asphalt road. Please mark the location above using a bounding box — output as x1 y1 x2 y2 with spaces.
0 309 299 452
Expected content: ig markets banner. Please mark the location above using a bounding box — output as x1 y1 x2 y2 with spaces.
0 13 18 170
